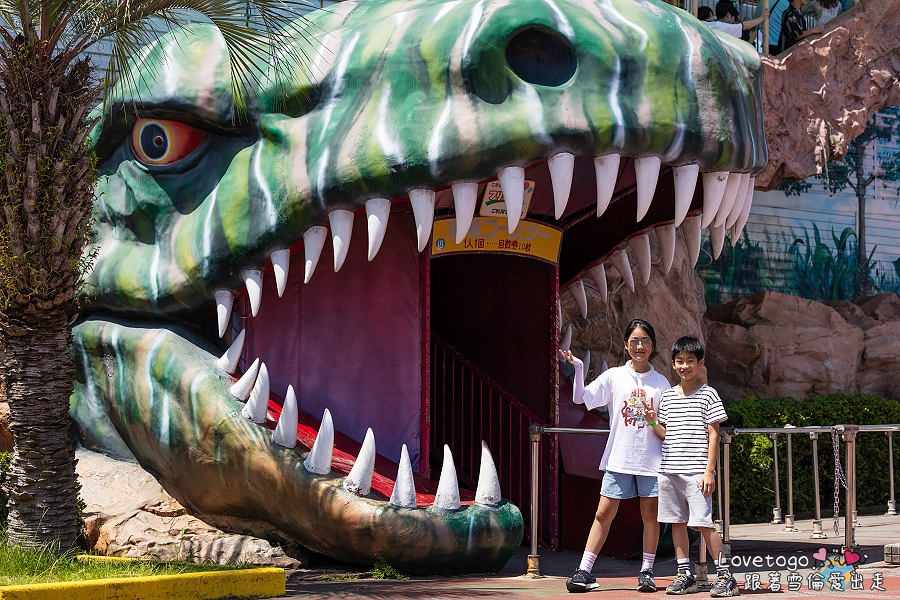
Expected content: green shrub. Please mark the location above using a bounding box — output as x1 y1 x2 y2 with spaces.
723 394 900 524
0 451 10 527
370 557 409 580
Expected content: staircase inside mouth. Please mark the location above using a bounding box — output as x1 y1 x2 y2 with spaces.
430 334 556 548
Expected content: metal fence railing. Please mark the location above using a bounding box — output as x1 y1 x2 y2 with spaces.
524 423 900 576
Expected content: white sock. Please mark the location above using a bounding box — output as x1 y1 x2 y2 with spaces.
677 558 692 577
715 555 730 576
579 551 598 573
641 552 655 573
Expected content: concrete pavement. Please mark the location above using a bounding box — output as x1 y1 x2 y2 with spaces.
275 515 900 599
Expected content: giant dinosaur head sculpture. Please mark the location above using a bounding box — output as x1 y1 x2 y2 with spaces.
71 0 767 574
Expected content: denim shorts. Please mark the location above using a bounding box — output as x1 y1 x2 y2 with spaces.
600 470 659 499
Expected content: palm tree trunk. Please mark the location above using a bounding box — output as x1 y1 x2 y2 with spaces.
2 311 80 549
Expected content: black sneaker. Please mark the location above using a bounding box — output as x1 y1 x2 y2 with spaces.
709 573 739 597
638 570 657 592
566 569 599 593
666 572 699 595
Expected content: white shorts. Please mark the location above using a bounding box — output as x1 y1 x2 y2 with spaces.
657 473 714 529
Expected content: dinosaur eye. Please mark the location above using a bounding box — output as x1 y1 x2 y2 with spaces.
131 118 206 166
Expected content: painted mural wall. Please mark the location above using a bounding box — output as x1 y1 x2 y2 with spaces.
699 106 900 306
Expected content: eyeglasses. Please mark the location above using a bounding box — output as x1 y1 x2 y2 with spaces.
628 338 653 348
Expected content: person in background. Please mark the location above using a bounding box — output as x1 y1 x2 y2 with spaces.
816 0 842 25
768 0 788 54
698 5 714 21
779 0 824 51
706 3 770 40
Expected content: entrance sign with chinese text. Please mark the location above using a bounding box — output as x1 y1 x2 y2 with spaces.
432 217 562 264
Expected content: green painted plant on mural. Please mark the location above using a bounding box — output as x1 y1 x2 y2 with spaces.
788 224 869 302
699 230 781 306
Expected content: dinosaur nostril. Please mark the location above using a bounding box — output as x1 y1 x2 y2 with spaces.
505 27 576 87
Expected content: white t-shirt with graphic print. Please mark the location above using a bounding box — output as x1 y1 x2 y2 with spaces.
582 362 670 476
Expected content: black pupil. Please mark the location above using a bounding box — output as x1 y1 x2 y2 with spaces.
140 124 168 160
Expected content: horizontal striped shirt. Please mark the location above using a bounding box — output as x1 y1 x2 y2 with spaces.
658 385 727 474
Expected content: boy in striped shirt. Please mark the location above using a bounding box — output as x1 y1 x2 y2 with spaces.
644 337 737 597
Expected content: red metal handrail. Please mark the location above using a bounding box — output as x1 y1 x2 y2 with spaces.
430 334 552 545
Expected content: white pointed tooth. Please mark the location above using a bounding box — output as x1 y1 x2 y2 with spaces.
681 215 702 268
713 172 742 228
365 198 391 261
498 166 525 234
242 362 270 424
432 444 461 510
217 329 246 374
304 408 334 475
588 264 608 302
568 280 588 320
409 188 436 252
303 226 328 284
583 350 591 372
556 298 562 321
329 209 354 272
229 358 260 402
709 223 726 260
389 444 418 508
600 360 609 373
673 164 699 227
733 178 755 239
609 248 635 292
594 154 620 217
215 290 234 339
270 250 290 298
475 441 502 505
634 156 661 222
452 183 478 244
559 323 572 352
272 384 299 449
243 269 263 318
700 171 729 228
656 224 677 275
548 152 575 219
726 173 751 229
344 428 376 496
628 234 652 286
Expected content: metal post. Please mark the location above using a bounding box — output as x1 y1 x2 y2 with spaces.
763 0 770 52
527 424 543 577
696 535 709 591
771 433 783 524
888 432 897 516
721 429 733 554
810 432 826 538
784 427 798 531
715 445 723 535
841 425 859 552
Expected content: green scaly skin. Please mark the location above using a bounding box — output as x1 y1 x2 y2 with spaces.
71 0 767 573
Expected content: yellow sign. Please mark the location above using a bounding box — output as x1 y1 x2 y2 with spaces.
431 217 562 265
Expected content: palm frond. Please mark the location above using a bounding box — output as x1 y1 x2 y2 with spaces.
43 0 316 116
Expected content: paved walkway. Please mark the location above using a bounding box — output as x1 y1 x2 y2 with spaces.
275 515 900 599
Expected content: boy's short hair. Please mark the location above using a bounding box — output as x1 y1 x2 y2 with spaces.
698 6 714 20
715 1 738 20
671 336 705 361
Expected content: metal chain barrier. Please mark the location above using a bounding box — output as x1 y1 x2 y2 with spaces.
832 426 850 536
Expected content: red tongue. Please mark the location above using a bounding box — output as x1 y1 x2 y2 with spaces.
264 395 475 506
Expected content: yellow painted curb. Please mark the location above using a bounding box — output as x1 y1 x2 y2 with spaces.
0 567 285 600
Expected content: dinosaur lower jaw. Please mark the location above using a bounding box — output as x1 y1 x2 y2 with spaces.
71 317 523 575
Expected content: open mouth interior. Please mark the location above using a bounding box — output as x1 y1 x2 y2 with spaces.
209 151 753 507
